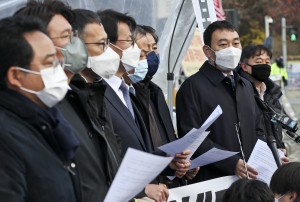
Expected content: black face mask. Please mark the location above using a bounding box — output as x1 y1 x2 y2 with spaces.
247 63 271 82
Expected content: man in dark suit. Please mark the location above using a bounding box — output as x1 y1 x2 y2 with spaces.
97 9 191 183
176 20 265 183
14 1 119 201
132 25 200 187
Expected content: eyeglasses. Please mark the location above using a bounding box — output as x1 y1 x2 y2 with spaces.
85 38 110 52
50 30 78 43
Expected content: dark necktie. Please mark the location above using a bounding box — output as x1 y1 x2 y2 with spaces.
119 81 135 119
227 75 235 89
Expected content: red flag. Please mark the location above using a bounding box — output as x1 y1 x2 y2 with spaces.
214 0 226 20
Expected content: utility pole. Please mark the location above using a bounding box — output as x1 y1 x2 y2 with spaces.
282 18 287 69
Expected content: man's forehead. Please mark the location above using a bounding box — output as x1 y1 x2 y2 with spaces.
47 14 72 35
86 23 106 38
212 29 239 40
252 51 270 60
117 22 131 36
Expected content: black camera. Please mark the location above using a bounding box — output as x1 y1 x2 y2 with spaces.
271 113 298 133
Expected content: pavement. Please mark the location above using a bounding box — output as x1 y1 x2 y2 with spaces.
283 89 300 162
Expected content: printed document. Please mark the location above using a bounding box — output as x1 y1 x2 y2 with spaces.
104 148 173 202
247 139 281 184
189 148 239 170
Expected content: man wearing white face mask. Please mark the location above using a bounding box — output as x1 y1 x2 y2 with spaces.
15 2 125 202
176 21 265 183
0 16 80 202
98 9 192 201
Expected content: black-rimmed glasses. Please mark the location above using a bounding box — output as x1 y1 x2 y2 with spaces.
50 30 78 43
85 38 110 52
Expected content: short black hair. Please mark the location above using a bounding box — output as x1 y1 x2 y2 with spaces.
72 9 101 39
240 44 272 63
14 0 75 27
270 162 300 196
97 9 136 43
135 25 146 41
0 15 46 87
203 20 238 47
140 25 158 43
222 179 274 202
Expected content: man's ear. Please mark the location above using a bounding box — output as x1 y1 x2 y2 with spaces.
202 45 211 58
6 66 22 88
241 62 248 72
290 191 298 202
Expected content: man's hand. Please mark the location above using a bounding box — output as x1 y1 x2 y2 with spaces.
185 167 200 180
279 149 289 164
137 197 155 202
281 156 289 165
169 149 191 178
235 159 258 179
145 184 169 202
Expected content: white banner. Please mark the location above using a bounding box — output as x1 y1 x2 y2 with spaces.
168 176 237 202
192 0 217 43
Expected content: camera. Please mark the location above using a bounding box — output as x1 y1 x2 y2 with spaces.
271 113 300 145
271 113 298 133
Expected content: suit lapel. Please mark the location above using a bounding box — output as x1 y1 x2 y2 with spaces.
103 81 147 151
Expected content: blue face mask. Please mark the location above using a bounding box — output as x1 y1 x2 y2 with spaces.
146 51 160 77
128 59 148 83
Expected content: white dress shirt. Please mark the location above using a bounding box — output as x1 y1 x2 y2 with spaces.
103 75 128 107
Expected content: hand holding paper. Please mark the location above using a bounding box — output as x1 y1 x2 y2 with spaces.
104 148 173 202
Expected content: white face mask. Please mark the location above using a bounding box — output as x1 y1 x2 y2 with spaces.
110 43 141 72
86 47 120 79
17 65 69 108
274 192 289 202
210 47 242 71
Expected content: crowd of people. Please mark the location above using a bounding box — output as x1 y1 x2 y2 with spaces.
0 0 298 201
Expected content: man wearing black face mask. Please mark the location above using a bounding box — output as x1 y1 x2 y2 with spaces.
237 44 289 164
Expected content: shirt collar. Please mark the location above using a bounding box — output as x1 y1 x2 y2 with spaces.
256 82 267 100
103 75 123 92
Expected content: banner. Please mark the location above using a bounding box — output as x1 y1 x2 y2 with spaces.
168 176 237 202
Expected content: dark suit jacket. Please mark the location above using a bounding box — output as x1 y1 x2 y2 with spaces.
132 81 177 145
103 80 153 155
176 61 265 183
57 85 115 202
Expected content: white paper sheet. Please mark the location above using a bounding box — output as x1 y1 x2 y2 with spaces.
104 148 173 202
189 148 239 170
159 105 222 158
247 139 280 185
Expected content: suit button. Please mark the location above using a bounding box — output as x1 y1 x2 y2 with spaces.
88 132 93 138
41 125 46 130
71 163 76 168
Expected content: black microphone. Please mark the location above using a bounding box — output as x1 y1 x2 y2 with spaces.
286 131 300 145
266 136 282 168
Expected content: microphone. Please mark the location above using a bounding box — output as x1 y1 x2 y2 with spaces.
286 131 300 145
266 136 282 168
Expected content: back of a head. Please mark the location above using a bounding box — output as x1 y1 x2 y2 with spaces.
270 162 300 197
97 9 136 43
72 9 101 39
140 25 159 43
241 44 272 64
14 0 75 27
275 56 284 68
0 15 46 87
222 179 274 202
203 20 238 47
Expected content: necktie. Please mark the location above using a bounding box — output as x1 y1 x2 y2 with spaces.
119 81 135 119
227 75 235 89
